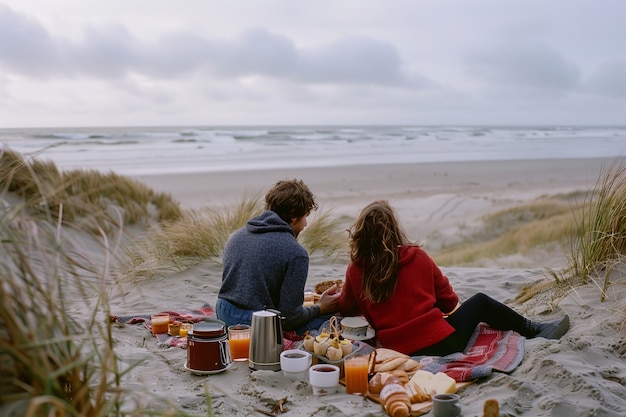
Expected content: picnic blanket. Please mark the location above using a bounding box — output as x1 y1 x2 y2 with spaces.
109 304 302 350
417 323 525 382
109 303 216 348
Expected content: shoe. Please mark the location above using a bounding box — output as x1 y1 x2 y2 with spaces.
536 315 570 339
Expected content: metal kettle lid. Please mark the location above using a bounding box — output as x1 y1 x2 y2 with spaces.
191 319 226 337
253 310 277 317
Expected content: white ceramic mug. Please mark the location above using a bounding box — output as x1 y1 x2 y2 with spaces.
308 364 340 396
279 349 312 381
432 393 462 417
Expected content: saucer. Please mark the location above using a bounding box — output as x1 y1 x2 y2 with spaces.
183 363 231 375
342 327 375 341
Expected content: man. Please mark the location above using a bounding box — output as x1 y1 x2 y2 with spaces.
216 179 339 334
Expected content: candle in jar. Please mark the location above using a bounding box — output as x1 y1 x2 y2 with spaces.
179 324 191 338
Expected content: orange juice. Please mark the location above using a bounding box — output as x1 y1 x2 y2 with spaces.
344 355 369 394
151 314 170 336
228 324 251 361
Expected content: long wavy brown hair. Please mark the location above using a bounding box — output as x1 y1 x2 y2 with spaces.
349 200 417 303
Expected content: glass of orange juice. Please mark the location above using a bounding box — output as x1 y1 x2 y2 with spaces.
228 324 251 361
151 313 170 336
344 354 369 394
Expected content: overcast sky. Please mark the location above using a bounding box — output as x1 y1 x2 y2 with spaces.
1 1 625 128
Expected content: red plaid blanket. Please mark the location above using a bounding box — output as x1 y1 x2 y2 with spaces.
418 323 525 382
109 303 215 348
110 305 302 350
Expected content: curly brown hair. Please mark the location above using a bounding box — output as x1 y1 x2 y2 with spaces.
265 179 318 224
349 200 417 303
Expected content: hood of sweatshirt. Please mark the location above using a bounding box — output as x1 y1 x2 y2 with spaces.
246 210 295 235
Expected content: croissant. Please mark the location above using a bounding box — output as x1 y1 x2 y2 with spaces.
379 376 411 417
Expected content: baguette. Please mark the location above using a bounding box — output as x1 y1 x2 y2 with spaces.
375 348 409 362
373 347 421 373
376 357 408 373
399 358 420 372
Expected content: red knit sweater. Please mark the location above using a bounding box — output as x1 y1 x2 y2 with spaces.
337 245 459 355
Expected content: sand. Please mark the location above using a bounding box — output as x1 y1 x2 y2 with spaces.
106 157 626 416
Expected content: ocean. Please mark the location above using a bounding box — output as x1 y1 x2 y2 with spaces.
1 125 624 176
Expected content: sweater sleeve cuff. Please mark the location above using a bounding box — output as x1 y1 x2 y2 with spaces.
310 304 321 318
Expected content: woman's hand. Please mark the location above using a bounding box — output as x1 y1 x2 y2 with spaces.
317 283 341 315
443 302 461 317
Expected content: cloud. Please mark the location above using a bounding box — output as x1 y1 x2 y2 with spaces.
69 24 139 79
0 4 57 77
2 1 625 127
465 42 581 96
0 5 415 89
297 35 410 86
585 61 626 98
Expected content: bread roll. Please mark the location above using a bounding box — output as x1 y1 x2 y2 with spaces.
368 373 385 395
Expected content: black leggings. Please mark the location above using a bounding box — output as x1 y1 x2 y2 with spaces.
411 292 528 356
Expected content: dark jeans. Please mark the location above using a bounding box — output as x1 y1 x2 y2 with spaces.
412 292 528 356
216 298 331 336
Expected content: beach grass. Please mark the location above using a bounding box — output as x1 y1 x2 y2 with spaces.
118 194 348 280
118 193 264 278
432 195 581 267
298 209 348 258
517 160 626 304
0 207 170 415
0 148 182 234
567 162 626 298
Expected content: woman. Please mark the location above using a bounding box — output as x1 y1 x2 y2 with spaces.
337 200 569 356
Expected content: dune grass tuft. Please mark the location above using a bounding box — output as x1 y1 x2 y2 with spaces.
568 161 626 300
1 148 182 234
517 160 626 304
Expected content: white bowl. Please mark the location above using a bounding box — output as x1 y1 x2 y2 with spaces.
341 317 369 338
280 350 312 381
309 364 340 396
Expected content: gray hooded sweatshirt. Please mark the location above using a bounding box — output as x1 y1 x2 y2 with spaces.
218 210 320 331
